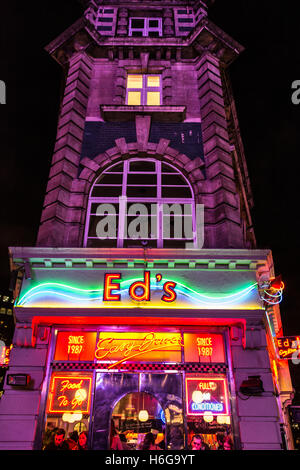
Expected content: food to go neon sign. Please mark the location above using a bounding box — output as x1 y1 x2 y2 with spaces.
48 375 92 414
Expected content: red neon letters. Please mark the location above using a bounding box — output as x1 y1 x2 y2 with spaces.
103 271 177 303
161 281 177 302
129 271 151 301
103 273 121 301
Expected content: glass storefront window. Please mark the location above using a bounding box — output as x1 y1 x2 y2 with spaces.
111 392 165 450
41 328 235 450
42 372 93 450
185 374 234 450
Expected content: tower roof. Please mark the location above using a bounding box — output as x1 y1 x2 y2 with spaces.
45 8 243 67
78 0 215 6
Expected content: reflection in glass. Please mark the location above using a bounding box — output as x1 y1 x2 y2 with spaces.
111 392 165 450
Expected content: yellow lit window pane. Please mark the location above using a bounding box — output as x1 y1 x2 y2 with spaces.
127 75 143 89
147 91 160 106
147 76 160 88
128 91 141 105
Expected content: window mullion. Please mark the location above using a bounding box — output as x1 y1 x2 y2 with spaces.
83 199 92 247
142 75 147 105
117 161 128 247
157 161 163 247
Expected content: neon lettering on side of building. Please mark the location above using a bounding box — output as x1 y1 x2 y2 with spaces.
276 336 300 359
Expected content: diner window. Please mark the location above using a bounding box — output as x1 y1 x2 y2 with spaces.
126 75 162 106
129 17 162 37
42 372 93 450
110 392 166 450
186 374 235 450
84 158 197 249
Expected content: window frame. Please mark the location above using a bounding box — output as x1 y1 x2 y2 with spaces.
129 17 163 37
84 159 197 249
126 74 162 106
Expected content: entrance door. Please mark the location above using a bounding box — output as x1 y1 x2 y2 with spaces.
92 372 184 450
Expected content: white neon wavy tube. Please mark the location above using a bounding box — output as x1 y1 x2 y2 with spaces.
16 279 258 307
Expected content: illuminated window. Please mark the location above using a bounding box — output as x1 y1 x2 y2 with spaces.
42 372 93 450
84 159 196 248
126 75 162 106
129 17 162 37
186 374 235 450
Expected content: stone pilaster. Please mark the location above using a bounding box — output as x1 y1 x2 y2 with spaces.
230 323 283 450
197 53 244 248
0 324 50 450
163 8 175 37
117 8 128 36
162 66 173 105
36 52 93 247
114 66 127 104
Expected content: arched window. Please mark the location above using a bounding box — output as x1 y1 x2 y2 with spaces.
84 158 197 248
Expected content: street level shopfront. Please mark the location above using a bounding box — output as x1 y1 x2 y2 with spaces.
0 248 293 450
42 327 234 450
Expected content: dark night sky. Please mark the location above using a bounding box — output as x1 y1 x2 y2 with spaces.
0 1 300 396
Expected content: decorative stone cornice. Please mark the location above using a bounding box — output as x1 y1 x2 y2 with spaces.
78 1 214 7
45 13 243 67
9 246 271 272
100 105 186 122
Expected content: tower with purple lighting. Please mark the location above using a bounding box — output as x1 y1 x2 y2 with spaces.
0 0 295 450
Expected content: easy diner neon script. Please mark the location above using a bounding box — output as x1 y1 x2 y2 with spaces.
95 332 183 368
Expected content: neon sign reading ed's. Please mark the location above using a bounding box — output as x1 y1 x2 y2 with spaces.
16 273 259 309
104 271 176 303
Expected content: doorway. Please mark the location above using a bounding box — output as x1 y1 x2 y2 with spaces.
111 392 165 449
91 372 184 450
